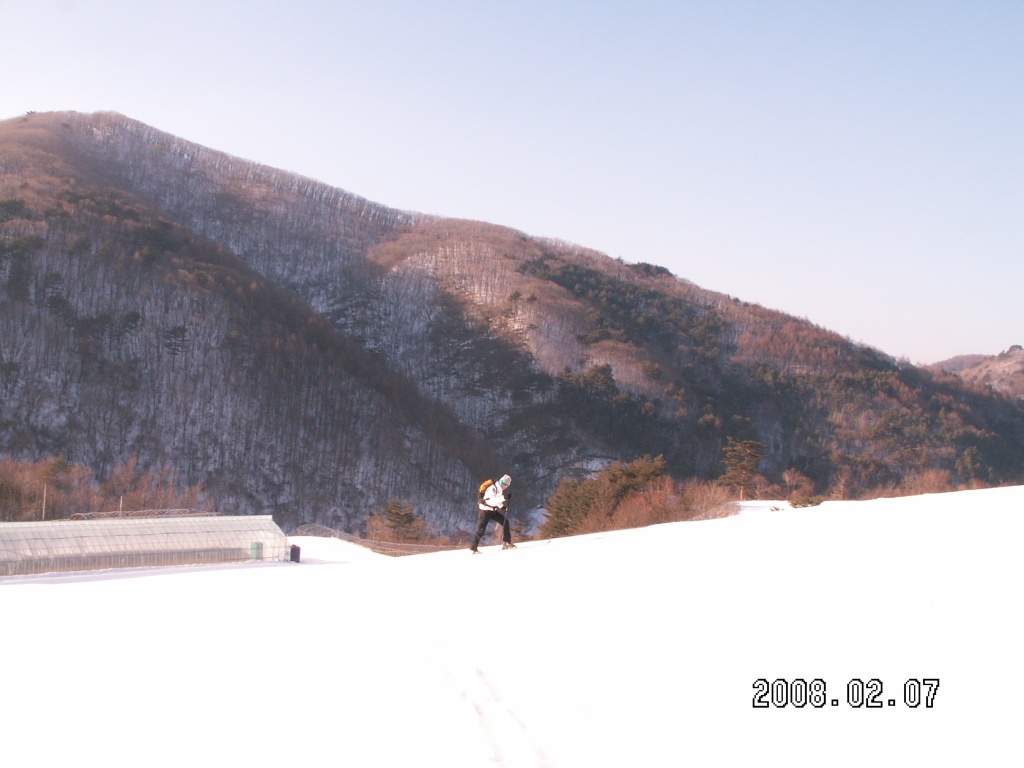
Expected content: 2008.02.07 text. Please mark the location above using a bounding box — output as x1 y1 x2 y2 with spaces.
752 678 940 709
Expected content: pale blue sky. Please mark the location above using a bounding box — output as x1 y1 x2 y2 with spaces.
2 0 1021 363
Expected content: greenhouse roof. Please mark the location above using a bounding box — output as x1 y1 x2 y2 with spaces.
0 515 289 576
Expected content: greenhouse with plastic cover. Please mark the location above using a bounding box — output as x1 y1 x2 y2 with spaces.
0 515 290 577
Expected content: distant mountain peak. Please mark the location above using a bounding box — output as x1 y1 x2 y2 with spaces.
934 346 1024 400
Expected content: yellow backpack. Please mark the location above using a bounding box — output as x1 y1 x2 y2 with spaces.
477 478 493 503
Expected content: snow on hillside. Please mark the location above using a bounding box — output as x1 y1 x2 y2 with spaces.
3 486 1022 767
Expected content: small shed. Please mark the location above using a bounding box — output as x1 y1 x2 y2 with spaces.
0 515 290 577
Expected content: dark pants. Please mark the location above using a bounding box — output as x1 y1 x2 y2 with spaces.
471 507 511 550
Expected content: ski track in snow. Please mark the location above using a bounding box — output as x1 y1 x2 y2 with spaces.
443 658 552 768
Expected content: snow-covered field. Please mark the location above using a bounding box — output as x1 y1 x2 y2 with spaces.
3 486 1022 767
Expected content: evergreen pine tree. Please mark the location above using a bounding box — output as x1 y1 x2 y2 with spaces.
720 437 765 500
382 499 424 542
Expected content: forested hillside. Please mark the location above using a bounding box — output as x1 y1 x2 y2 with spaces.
2 111 1022 533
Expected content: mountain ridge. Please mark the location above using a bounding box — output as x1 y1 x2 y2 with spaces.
930 346 1024 400
2 110 1023 531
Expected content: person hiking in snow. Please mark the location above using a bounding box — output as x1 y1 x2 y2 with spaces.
470 474 515 553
